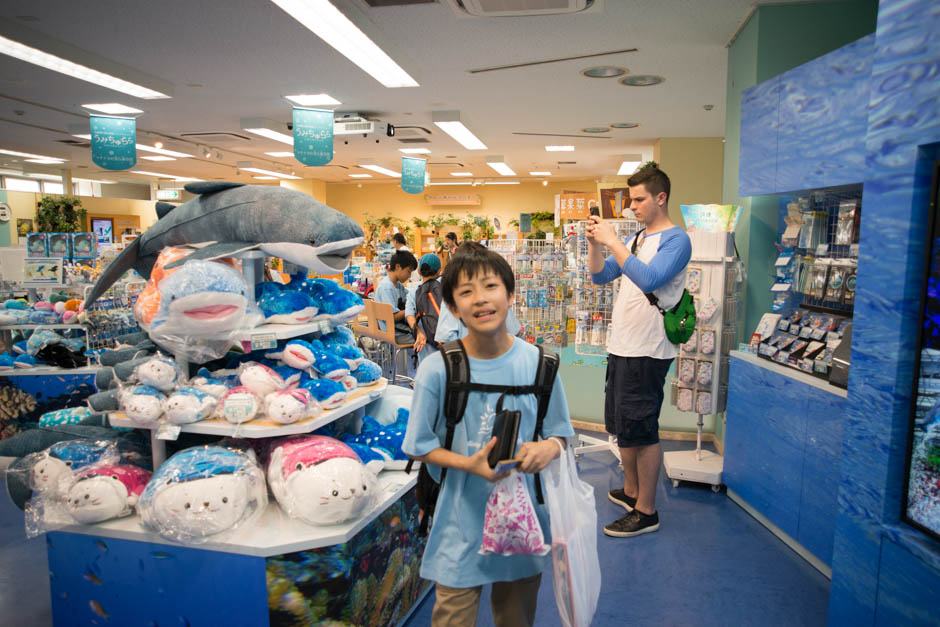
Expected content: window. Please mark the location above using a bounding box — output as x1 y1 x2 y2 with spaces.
3 177 41 192
42 181 64 195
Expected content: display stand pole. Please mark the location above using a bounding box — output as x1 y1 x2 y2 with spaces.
150 431 167 468
696 413 703 461
575 433 620 464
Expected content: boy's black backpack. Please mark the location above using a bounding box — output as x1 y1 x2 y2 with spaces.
413 279 443 345
405 339 560 536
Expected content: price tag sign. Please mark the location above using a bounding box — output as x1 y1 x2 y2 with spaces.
251 333 277 351
156 424 181 441
224 398 255 422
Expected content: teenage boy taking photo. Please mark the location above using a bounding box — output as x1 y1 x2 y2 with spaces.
403 246 574 626
587 165 691 538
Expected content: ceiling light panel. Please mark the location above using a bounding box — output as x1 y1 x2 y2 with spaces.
240 167 301 179
359 164 401 177
620 75 665 87
141 156 176 161
617 154 643 175
242 118 294 145
450 172 473 177
399 148 430 154
530 171 551 176
545 145 574 152
130 170 202 182
432 111 486 150
265 151 295 157
0 33 170 99
270 0 418 88
0 148 64 161
136 144 193 158
81 103 144 115
285 93 341 106
484 181 520 185
348 174 372 178
252 176 278 180
485 157 515 177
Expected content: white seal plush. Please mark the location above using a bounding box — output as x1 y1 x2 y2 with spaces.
266 435 382 525
29 440 118 496
264 388 320 425
119 385 167 426
138 445 267 543
65 464 152 524
165 387 217 425
133 355 183 392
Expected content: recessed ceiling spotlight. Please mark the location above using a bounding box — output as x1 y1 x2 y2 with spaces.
542 180 548 186
610 122 640 129
581 127 609 134
620 75 665 87
581 66 627 79
154 141 164 150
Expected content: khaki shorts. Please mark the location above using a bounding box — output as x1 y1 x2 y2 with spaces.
431 572 542 627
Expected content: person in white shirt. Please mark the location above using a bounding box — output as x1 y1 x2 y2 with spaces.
587 165 691 539
392 232 411 252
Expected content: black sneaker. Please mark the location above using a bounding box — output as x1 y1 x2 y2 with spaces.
604 510 660 537
608 489 636 512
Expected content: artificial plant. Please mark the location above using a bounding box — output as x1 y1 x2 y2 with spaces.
35 196 86 233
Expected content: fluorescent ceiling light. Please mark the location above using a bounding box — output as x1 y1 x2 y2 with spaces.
240 167 301 180
349 174 372 178
252 176 278 180
399 148 430 154
428 181 472 186
81 103 144 115
432 111 486 150
0 34 171 99
72 134 92 140
617 154 644 176
141 156 176 162
73 177 115 184
0 148 64 161
265 151 295 157
485 157 515 177
270 0 418 88
450 172 473 177
135 144 193 158
24 159 65 164
130 170 203 182
484 181 520 185
358 164 400 178
530 171 551 176
285 93 342 106
23 173 63 181
241 117 294 145
545 145 574 152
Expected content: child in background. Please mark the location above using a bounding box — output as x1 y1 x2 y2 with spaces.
374 250 417 342
403 246 574 627
408 253 443 366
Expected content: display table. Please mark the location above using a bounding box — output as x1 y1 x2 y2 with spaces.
724 350 846 574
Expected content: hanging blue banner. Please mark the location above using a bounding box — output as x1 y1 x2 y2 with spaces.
292 107 333 166
520 213 532 233
90 115 136 170
401 156 426 194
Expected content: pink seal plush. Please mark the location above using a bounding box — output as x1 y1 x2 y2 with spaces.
66 464 153 524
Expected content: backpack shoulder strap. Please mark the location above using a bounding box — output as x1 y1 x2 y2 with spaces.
630 228 665 313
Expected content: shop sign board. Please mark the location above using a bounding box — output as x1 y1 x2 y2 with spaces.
558 193 598 220
401 156 427 194
424 193 481 206
600 187 631 218
90 115 136 171
680 204 743 232
292 108 334 166
23 257 65 286
519 213 532 233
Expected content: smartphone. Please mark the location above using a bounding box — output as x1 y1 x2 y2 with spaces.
590 205 600 217
488 409 521 468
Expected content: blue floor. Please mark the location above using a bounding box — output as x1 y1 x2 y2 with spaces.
0 438 830 626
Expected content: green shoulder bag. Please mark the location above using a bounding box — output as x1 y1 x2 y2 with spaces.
630 230 696 344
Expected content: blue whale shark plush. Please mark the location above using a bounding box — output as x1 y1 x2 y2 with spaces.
151 260 252 336
340 413 409 470
257 289 319 325
287 276 364 324
297 373 347 409
84 182 363 308
265 339 349 381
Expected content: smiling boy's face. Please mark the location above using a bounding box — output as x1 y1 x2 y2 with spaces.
449 270 513 337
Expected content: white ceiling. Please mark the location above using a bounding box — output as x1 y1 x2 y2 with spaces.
0 0 797 187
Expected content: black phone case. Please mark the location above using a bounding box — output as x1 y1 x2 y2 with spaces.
488 410 521 468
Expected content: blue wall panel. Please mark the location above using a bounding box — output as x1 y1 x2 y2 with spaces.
775 35 874 193
739 77 781 196
874 539 940 626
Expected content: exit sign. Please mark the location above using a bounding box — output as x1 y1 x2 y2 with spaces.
156 189 180 200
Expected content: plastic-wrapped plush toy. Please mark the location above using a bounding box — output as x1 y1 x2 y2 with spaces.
266 339 349 381
150 260 251 336
288 276 365 324
119 385 167 425
65 464 152 524
190 368 232 399
257 288 319 324
38 406 92 427
266 435 381 525
298 375 347 409
351 359 382 386
134 247 193 329
165 387 218 425
26 328 62 356
133 354 183 392
29 440 119 496
264 388 320 425
217 386 262 424
238 362 287 397
340 414 409 470
319 326 356 349
138 445 267 543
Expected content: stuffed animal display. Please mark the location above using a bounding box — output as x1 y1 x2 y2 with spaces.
264 388 320 425
119 385 167 426
65 463 152 524
29 440 120 496
340 411 410 470
165 387 217 425
150 260 254 336
0 297 82 327
133 354 183 392
286 276 365 324
266 435 381 525
137 445 267 543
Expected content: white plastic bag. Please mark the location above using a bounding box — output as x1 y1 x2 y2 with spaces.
543 440 601 627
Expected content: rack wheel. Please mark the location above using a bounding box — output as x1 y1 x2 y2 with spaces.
672 479 679 488
711 484 721 493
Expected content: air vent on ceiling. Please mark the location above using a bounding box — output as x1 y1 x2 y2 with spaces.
397 137 431 143
57 139 90 147
364 0 436 6
451 0 593 17
179 132 252 145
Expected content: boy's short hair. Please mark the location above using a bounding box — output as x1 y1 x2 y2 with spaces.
389 250 417 272
392 232 407 246
441 245 514 307
627 166 671 202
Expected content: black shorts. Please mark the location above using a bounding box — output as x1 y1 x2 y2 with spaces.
605 354 674 448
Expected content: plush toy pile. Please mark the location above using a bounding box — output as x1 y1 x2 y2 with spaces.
0 325 89 370
0 297 83 326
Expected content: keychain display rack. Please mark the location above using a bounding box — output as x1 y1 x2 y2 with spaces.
489 239 569 349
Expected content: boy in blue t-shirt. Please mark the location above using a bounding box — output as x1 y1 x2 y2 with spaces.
403 246 574 627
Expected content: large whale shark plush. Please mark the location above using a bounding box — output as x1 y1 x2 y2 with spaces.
84 182 364 307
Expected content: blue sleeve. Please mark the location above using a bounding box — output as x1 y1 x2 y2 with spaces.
374 280 400 312
506 308 521 335
590 254 621 285
541 372 575 440
402 353 445 458
435 304 461 343
622 230 692 293
405 285 417 317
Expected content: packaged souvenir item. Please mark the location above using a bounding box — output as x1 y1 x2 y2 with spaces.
138 445 267 543
165 387 218 425
835 200 858 245
133 354 183 392
696 361 713 387
64 464 152 524
238 362 288 398
677 388 694 412
678 359 696 384
685 267 702 294
266 435 381 525
119 385 167 426
26 233 48 257
264 388 320 425
696 392 713 414
754 313 782 340
27 440 120 497
480 471 550 557
681 330 698 354
70 233 97 259
700 330 716 355
843 271 857 304
698 297 719 323
48 233 71 259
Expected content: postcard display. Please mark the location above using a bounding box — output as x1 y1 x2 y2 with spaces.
40 252 430 626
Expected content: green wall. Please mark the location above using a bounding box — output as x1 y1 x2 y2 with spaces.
0 191 10 247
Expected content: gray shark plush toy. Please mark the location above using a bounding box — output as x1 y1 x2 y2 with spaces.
84 182 363 308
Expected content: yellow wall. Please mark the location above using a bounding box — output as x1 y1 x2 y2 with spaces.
280 179 326 203
3 190 158 243
653 137 725 225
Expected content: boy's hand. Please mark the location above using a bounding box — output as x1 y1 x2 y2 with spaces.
462 437 510 482
414 330 426 353
517 439 561 474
